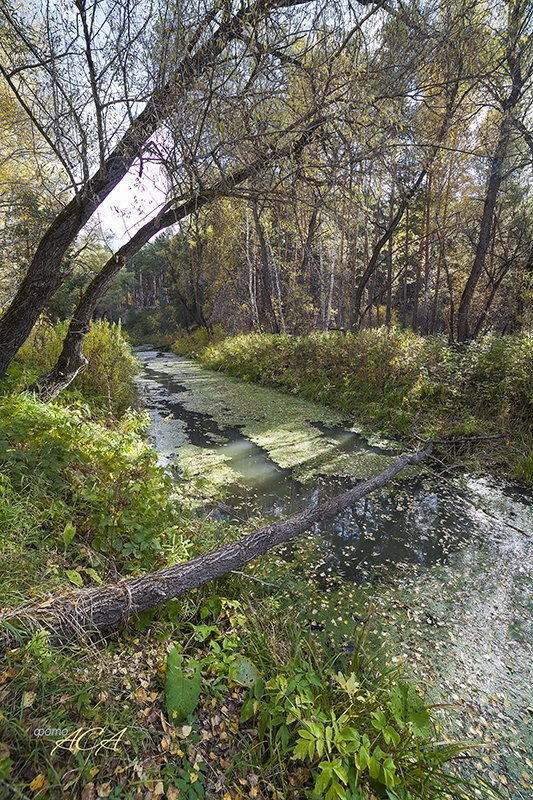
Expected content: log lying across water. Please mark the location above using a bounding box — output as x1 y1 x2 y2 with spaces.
1 446 431 646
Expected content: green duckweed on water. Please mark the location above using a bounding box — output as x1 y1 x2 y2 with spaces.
135 348 533 799
136 351 412 487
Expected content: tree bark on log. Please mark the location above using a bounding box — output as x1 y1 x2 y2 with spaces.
1 446 431 647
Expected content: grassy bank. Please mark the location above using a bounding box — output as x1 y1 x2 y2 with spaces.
173 329 533 485
0 323 499 799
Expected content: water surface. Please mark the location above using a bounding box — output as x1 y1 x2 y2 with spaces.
135 347 533 798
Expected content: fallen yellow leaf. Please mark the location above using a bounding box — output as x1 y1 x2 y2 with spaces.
29 774 46 792
22 691 36 709
81 783 95 800
0 669 16 685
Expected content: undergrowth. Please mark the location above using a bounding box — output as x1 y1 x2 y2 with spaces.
1 588 495 800
0 324 504 799
6 317 139 418
175 329 533 485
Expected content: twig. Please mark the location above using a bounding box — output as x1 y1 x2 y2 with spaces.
413 432 504 445
230 570 281 589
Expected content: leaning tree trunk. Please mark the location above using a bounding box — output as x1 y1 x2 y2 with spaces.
30 118 327 399
1 446 431 647
0 0 300 380
456 118 512 341
29 255 127 401
456 1 525 342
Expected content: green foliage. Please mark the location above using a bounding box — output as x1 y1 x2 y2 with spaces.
12 317 139 417
165 647 203 724
69 320 140 416
125 306 184 347
0 393 189 595
188 597 485 800
172 324 225 358
162 751 206 799
185 329 533 485
245 660 450 800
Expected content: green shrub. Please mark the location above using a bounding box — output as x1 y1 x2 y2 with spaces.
0 394 187 579
180 596 490 800
13 318 139 417
172 325 225 359
70 320 140 416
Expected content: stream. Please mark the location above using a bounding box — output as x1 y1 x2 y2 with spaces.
135 347 533 799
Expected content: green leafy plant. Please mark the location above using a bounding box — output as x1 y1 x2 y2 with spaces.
240 651 484 800
165 646 203 724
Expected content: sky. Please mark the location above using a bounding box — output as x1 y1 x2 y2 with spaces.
94 159 170 248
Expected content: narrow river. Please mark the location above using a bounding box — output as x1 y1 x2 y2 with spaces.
135 347 533 799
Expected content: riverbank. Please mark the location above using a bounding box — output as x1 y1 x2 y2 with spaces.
172 329 533 487
135 347 533 800
0 323 529 799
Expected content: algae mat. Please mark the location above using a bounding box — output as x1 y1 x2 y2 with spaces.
135 350 406 486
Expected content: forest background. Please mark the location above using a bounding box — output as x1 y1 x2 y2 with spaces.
1 0 533 797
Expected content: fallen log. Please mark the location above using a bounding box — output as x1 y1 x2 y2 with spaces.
1 446 431 646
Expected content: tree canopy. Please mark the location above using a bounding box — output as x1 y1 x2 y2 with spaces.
0 0 532 386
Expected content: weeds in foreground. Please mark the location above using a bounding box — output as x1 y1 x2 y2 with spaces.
1 592 499 800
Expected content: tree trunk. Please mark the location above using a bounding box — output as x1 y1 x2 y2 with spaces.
252 203 280 333
0 0 307 379
349 205 360 330
420 173 432 335
301 205 319 291
385 182 395 326
353 166 431 329
30 257 126 400
30 120 327 398
456 118 512 341
456 0 525 341
266 229 286 334
325 222 338 330
401 205 409 328
246 206 260 328
1 446 431 647
318 226 326 329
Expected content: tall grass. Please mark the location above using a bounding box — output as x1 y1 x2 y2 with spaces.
11 317 140 417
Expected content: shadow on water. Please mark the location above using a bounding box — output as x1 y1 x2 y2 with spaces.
310 420 398 456
136 350 478 584
134 348 533 792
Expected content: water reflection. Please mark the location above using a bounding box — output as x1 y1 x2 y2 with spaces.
135 348 482 581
